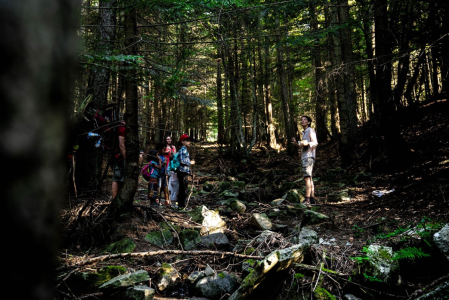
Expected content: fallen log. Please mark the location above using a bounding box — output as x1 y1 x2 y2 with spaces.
72 250 264 267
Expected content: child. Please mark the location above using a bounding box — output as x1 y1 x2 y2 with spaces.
156 142 170 206
147 149 161 206
175 134 195 210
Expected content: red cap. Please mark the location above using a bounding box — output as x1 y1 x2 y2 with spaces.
180 134 190 141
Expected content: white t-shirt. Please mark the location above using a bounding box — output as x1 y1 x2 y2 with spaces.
301 127 318 160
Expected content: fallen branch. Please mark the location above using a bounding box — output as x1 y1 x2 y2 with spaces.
294 263 348 277
407 273 449 299
73 250 264 266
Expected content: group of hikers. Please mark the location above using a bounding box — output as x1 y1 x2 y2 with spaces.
110 114 317 211
140 134 195 211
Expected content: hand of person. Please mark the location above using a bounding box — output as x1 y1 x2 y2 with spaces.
190 160 195 166
300 140 308 147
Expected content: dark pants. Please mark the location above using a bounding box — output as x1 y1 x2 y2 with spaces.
177 171 189 207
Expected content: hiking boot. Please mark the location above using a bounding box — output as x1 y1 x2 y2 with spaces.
303 198 310 205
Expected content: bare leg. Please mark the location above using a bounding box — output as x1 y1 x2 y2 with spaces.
112 181 123 198
304 177 313 198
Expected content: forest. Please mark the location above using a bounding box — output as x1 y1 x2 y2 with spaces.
2 0 449 300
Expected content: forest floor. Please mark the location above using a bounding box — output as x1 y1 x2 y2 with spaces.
58 99 449 300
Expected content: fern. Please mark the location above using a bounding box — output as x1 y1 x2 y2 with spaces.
393 247 430 260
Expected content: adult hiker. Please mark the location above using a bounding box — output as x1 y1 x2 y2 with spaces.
292 116 318 205
175 134 195 210
112 121 126 198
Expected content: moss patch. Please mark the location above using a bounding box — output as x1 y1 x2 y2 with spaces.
313 286 336 300
103 238 136 254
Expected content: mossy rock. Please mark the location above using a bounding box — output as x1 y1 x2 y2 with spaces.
219 190 239 198
313 286 336 300
70 266 127 293
203 181 215 192
187 206 204 223
283 189 305 203
231 181 246 189
145 230 173 247
230 199 246 213
103 238 136 254
219 181 231 192
159 221 181 233
180 229 201 250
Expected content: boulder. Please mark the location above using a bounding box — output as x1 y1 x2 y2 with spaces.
70 266 127 291
229 243 307 300
283 189 305 203
291 228 318 245
200 206 227 236
204 264 216 277
434 224 449 261
302 210 329 225
195 272 240 300
123 285 155 300
157 263 180 292
255 230 277 243
231 181 246 189
186 271 206 286
270 199 284 206
219 190 239 198
218 181 231 192
250 213 273 230
144 230 173 247
158 221 181 233
180 229 201 250
103 238 136 254
364 245 399 283
201 232 230 249
230 199 246 213
99 270 150 290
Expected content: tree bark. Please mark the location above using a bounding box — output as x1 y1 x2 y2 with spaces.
109 6 139 218
0 0 78 298
216 55 224 143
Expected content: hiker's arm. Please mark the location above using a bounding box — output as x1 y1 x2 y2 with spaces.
118 136 126 160
301 130 318 148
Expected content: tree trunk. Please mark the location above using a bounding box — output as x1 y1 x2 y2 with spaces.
109 6 139 218
264 40 277 149
216 55 224 143
0 0 78 298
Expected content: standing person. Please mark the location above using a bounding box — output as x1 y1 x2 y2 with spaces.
292 116 318 204
169 169 179 207
112 121 126 198
147 149 162 206
164 135 176 201
156 142 170 206
176 134 195 211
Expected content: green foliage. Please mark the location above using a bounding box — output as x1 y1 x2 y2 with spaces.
363 273 382 282
393 247 430 261
352 225 365 237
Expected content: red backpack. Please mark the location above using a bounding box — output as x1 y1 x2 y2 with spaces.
140 164 154 181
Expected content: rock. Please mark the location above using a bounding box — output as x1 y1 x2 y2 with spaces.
328 189 350 202
232 239 253 253
218 181 231 192
231 181 246 189
229 243 307 300
103 238 136 254
303 210 330 225
364 245 399 283
99 270 150 290
70 266 127 291
414 280 449 300
204 264 216 277
157 263 180 292
144 230 173 247
270 199 284 206
187 206 205 223
201 232 230 249
250 213 273 230
313 286 336 300
219 190 239 198
187 271 206 286
124 285 155 300
159 221 181 233
195 272 240 300
434 224 449 261
282 189 305 203
255 230 277 243
216 199 232 206
230 199 246 213
203 181 215 192
201 206 227 236
180 229 201 250
291 228 318 245
344 294 363 300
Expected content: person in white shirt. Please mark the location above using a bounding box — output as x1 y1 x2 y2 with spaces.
292 116 318 204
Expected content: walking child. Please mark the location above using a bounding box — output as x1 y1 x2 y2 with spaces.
155 142 170 206
147 149 162 206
